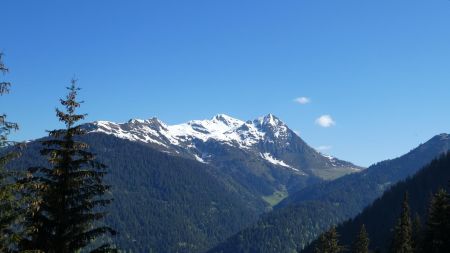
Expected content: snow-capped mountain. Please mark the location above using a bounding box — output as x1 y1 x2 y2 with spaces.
92 114 278 151
87 114 361 176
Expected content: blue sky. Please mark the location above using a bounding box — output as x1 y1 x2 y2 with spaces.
2 0 450 167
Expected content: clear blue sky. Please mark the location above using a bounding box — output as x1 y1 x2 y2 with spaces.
2 0 450 167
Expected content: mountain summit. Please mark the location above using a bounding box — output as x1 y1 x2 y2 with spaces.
95 113 292 151
86 114 362 203
89 114 360 173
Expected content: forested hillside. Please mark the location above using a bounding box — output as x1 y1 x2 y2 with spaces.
278 133 450 208
304 152 450 253
209 134 450 252
10 133 267 252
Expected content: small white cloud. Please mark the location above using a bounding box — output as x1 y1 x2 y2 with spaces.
315 115 336 128
316 145 332 152
294 97 311 105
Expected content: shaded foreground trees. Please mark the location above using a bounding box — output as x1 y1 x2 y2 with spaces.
423 188 450 253
314 226 344 253
311 185 450 253
313 224 370 253
0 51 116 252
352 225 369 253
390 193 413 253
0 52 23 251
20 80 116 252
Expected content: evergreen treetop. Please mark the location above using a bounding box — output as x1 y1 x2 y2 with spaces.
390 192 413 253
21 80 116 253
424 188 450 253
352 224 369 253
0 52 23 252
314 226 344 253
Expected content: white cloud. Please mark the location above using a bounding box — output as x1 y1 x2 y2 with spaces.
294 97 311 105
316 145 332 152
315 115 336 128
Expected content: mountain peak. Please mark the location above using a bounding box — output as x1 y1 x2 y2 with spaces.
437 133 449 140
90 113 296 149
126 117 167 129
211 114 243 127
256 114 285 127
128 118 145 124
212 113 233 120
426 133 450 143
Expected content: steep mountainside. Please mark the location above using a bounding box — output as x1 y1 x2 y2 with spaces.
84 114 362 204
303 152 450 253
278 133 450 209
208 134 450 253
10 133 267 253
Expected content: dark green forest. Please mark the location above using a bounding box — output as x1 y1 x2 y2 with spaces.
208 136 450 253
305 152 450 253
11 132 268 252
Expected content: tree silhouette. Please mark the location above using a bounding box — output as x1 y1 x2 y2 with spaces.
21 80 116 253
423 188 450 253
352 224 369 253
390 192 413 253
0 52 23 252
314 226 344 253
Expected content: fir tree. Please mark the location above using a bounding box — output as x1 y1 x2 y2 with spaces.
0 52 22 251
411 213 422 253
21 80 116 253
0 52 12 96
352 224 369 253
390 192 413 253
423 188 450 253
314 226 344 253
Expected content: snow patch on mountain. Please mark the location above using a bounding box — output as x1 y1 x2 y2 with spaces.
167 114 248 146
91 114 285 150
87 113 363 180
260 153 299 172
320 153 363 171
321 154 335 162
95 120 170 148
193 154 207 164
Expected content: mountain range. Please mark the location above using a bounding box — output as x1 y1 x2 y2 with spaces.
8 113 449 252
85 114 362 204
11 114 361 252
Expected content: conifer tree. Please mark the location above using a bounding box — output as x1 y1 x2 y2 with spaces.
21 80 116 253
423 188 450 253
314 226 344 253
411 213 422 253
352 224 369 253
390 192 413 253
0 52 22 251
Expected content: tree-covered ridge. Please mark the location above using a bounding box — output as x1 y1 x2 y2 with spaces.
11 132 267 252
278 133 450 209
91 133 267 252
304 152 450 253
208 137 450 253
